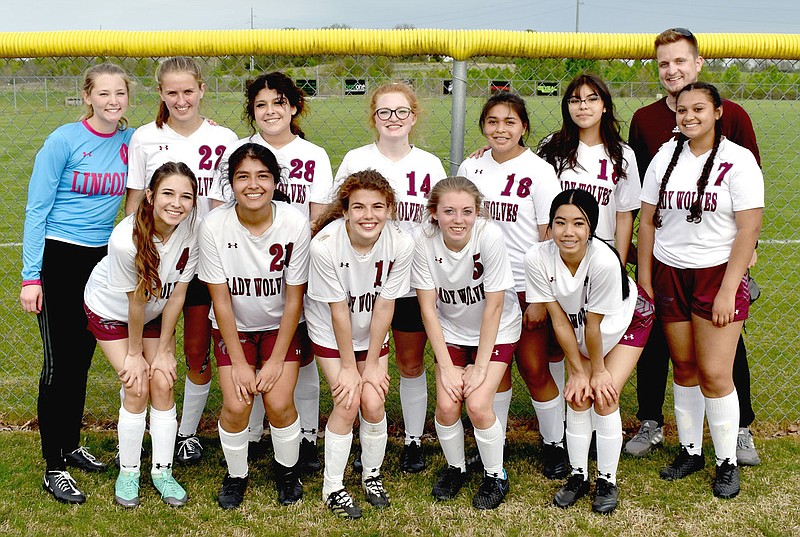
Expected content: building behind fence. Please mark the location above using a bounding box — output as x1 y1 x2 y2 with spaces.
0 30 798 427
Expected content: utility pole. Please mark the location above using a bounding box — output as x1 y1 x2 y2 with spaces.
575 0 581 32
250 7 255 72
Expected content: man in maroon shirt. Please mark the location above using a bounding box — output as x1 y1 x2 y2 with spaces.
625 27 761 466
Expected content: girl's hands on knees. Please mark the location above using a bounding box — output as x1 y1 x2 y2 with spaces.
564 371 592 406
590 369 618 410
711 289 737 327
231 362 257 404
332 365 362 410
462 363 488 399
440 365 464 403
255 359 284 393
523 302 548 331
120 351 149 397
361 363 390 402
149 348 177 388
19 285 43 314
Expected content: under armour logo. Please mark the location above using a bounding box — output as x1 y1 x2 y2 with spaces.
82 151 92 157
475 169 483 174
435 257 443 264
159 145 169 151
493 349 500 356
227 243 238 248
154 462 172 470
623 334 634 341
549 276 556 283
735 309 739 315
340 262 350 268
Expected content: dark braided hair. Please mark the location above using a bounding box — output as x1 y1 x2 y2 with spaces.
653 82 723 228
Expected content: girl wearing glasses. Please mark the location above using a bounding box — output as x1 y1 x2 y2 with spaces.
335 83 447 474
458 92 563 480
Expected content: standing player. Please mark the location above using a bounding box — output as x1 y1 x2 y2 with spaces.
639 82 763 498
84 162 198 508
199 144 309 509
335 82 447 473
20 63 133 504
209 72 334 470
413 177 521 510
526 189 652 514
626 28 762 466
305 170 414 519
125 57 238 465
458 92 564 479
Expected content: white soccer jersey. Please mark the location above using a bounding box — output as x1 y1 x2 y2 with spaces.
208 134 334 217
84 214 198 324
458 148 561 291
198 201 311 331
641 138 764 269
556 142 641 243
525 240 635 357
305 219 414 351
412 219 522 346
126 121 239 218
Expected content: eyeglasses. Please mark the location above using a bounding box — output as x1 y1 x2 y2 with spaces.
375 107 413 121
567 95 602 107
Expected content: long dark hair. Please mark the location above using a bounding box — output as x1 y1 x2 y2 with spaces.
244 72 307 139
549 188 629 300
478 91 530 147
537 73 627 181
222 143 290 204
652 82 723 228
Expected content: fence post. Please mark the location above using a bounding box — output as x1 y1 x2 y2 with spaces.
449 60 467 175
13 77 17 111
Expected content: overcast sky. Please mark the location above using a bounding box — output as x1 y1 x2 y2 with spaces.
2 0 798 33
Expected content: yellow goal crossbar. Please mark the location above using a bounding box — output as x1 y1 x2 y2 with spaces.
1 29 799 60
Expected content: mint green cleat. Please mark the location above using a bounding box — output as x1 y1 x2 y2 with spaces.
151 469 188 507
115 470 141 508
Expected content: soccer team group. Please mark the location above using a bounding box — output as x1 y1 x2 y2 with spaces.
20 28 764 517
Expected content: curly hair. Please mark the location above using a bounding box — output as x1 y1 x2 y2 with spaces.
244 72 307 139
313 169 397 236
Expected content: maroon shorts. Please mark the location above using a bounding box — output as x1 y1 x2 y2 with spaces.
618 284 655 348
312 341 390 362
442 342 518 367
84 304 163 342
652 259 750 323
212 324 304 367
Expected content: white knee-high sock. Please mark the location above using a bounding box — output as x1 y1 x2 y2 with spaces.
178 378 210 437
322 426 353 500
532 395 565 446
493 388 512 433
219 422 249 478
118 406 146 472
360 414 388 480
566 406 592 479
474 416 505 476
549 359 566 396
248 392 266 442
435 419 466 471
294 360 321 444
593 409 622 485
674 383 705 456
119 386 125 407
270 416 301 468
705 390 739 466
149 405 178 473
400 372 428 445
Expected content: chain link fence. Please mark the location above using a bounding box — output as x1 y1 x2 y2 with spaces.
1 53 797 430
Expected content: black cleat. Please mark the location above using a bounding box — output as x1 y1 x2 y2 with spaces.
432 465 468 501
591 478 619 514
175 435 203 465
712 460 740 499
218 473 248 509
65 446 107 473
400 441 425 473
660 447 705 480
43 470 86 504
326 488 362 519
553 474 590 508
297 438 321 474
362 475 390 508
542 443 570 480
275 463 303 505
472 471 509 510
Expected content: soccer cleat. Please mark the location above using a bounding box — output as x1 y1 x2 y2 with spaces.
275 463 303 505
472 471 509 510
542 443 570 480
65 446 107 473
43 470 86 504
736 428 761 466
591 478 619 514
660 447 705 480
151 469 188 507
325 489 362 519
400 440 425 473
297 438 321 474
553 474 590 508
713 461 740 499
432 465 468 501
624 420 664 457
175 435 203 465
362 475 390 508
218 474 248 509
114 470 141 508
